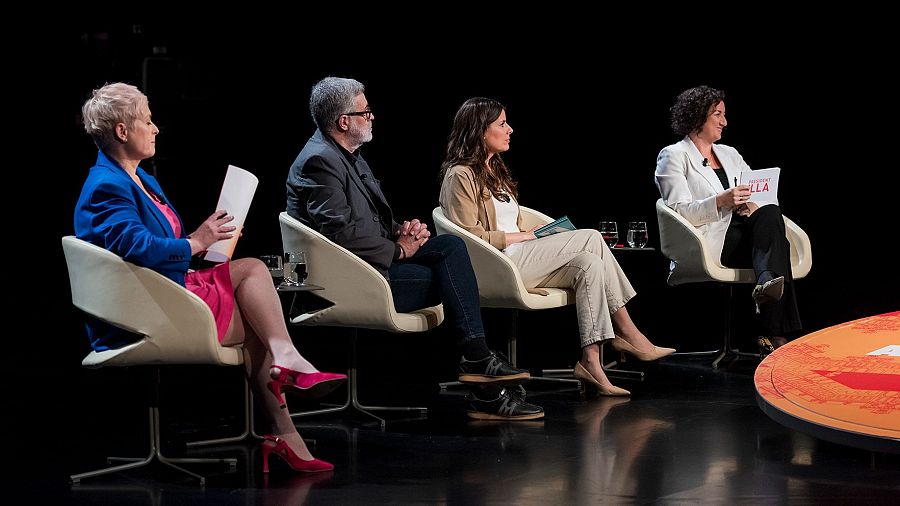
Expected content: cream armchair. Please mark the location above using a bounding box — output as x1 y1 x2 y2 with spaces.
656 199 811 286
62 236 244 485
279 212 444 427
655 199 812 366
432 206 572 364
433 206 575 312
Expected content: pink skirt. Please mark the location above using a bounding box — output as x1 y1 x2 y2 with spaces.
185 261 235 343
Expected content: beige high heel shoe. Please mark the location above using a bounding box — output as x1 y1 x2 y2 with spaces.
610 337 676 362
573 362 630 396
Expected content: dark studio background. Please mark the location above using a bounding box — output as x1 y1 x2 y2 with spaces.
13 19 899 492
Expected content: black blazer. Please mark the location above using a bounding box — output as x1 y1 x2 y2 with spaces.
287 130 400 277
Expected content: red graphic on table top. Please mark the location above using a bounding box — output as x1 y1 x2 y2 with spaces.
813 371 900 392
851 311 900 333
755 311 900 438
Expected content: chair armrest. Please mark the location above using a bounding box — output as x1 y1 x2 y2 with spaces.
784 216 812 279
655 199 754 285
518 206 554 230
432 207 534 308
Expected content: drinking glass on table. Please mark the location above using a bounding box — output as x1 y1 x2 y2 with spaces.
283 251 307 286
598 221 618 248
626 221 649 248
260 255 284 286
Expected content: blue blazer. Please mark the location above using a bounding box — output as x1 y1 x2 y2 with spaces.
74 150 193 350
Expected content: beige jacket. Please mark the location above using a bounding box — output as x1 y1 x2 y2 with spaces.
439 164 525 251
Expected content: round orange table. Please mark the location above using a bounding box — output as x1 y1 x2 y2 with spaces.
755 311 900 453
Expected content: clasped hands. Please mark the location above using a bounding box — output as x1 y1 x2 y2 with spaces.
396 218 430 259
187 210 236 255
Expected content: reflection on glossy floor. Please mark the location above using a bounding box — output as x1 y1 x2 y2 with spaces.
32 359 900 504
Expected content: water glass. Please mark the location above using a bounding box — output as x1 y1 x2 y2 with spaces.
598 221 618 248
627 221 649 248
260 255 284 286
283 251 307 286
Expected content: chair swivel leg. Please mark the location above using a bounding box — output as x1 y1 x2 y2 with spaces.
290 331 427 429
71 369 237 486
186 379 263 448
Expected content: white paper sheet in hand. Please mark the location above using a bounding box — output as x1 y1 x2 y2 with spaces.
740 167 780 207
205 165 259 263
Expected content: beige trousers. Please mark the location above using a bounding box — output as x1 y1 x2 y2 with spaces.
505 229 636 348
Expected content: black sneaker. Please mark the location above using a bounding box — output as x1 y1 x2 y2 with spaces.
458 351 530 384
467 387 545 421
476 384 527 401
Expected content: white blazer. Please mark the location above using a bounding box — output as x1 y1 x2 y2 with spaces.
654 136 752 260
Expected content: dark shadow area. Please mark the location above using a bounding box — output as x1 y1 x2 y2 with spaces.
24 359 900 503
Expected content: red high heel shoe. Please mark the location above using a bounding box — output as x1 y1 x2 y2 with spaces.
261 435 334 473
267 366 347 408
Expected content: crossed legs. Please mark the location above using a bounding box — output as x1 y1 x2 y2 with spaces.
509 230 661 390
722 205 802 343
221 258 318 460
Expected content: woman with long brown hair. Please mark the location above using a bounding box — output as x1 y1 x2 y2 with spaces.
439 98 674 396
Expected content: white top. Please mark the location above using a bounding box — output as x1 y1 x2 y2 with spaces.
491 192 521 254
492 192 520 232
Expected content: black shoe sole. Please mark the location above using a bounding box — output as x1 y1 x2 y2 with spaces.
467 410 545 421
752 277 785 305
458 372 531 384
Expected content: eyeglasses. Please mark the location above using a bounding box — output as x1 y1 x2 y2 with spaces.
342 109 373 120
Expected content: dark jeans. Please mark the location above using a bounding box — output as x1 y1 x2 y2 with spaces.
389 234 485 346
721 205 802 336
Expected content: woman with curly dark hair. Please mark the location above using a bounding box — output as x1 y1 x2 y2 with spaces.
655 85 802 354
440 97 675 397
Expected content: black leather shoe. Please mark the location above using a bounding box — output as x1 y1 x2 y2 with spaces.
467 387 545 421
459 351 530 384
752 276 784 314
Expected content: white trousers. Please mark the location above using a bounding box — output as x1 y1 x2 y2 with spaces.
506 229 636 348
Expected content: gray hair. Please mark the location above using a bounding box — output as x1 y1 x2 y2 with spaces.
309 77 365 133
81 82 148 149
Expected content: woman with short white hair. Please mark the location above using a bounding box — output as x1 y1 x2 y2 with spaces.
76 82 344 473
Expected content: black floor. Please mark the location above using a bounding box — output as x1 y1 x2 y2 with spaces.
24 357 900 504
